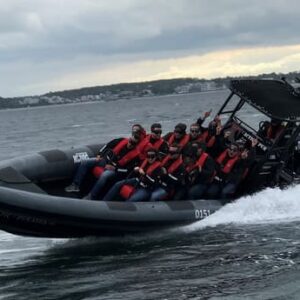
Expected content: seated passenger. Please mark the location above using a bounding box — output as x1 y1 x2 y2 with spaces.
138 123 169 159
150 143 186 201
65 125 144 197
206 142 242 200
173 147 199 200
258 118 284 142
208 125 232 158
187 143 216 199
201 117 223 154
183 123 206 155
103 148 164 202
164 123 190 149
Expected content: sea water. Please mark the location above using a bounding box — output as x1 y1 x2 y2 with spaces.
0 91 299 300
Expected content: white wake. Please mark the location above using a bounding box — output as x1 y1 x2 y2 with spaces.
185 185 300 231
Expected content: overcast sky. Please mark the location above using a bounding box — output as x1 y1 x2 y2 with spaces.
1 0 300 97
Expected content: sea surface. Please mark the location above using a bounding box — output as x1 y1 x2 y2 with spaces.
0 91 299 300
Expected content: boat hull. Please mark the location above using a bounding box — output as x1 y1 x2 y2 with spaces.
0 187 222 238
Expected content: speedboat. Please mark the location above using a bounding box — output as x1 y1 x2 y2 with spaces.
0 79 299 238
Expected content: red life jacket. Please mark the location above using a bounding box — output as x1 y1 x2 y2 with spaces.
188 134 205 143
140 159 162 176
161 155 183 174
195 152 209 168
185 152 208 174
112 138 140 167
92 138 139 177
266 125 284 140
138 135 165 159
216 150 239 174
119 184 136 199
167 133 190 148
112 138 129 155
206 136 216 148
92 166 105 178
201 131 215 147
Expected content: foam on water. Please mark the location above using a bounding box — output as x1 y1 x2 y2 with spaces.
185 185 300 231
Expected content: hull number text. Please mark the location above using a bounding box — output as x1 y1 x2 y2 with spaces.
195 209 211 219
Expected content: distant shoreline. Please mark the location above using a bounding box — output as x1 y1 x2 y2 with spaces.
0 88 227 111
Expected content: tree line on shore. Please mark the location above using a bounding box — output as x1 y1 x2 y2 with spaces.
1 71 299 110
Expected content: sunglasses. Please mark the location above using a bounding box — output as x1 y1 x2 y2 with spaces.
175 130 184 134
147 154 156 159
190 129 200 133
152 129 162 135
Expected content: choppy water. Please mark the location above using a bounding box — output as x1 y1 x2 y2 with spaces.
0 91 299 300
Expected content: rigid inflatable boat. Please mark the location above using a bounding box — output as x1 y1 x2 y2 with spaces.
0 145 221 238
0 78 300 238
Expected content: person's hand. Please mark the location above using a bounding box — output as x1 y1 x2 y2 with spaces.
216 125 222 135
105 164 115 171
214 115 221 124
241 149 249 159
139 168 145 175
198 165 202 172
252 138 258 147
134 166 139 172
204 110 211 118
224 130 231 138
96 155 102 161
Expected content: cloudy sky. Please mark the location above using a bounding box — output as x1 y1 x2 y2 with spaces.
1 0 300 97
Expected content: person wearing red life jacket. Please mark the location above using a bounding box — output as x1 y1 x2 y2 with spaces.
65 124 144 196
187 142 216 199
206 142 243 200
163 123 190 150
103 148 164 202
150 143 186 201
258 118 285 142
170 146 199 200
138 123 169 160
182 123 205 155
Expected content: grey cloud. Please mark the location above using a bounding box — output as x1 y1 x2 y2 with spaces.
1 0 300 96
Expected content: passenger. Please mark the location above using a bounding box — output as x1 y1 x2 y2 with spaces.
164 123 190 150
86 134 143 199
201 116 222 154
173 147 198 200
208 126 232 158
224 146 256 198
150 143 186 201
183 123 205 155
138 123 169 160
65 125 144 195
258 118 284 141
103 148 164 202
187 142 216 199
206 142 241 200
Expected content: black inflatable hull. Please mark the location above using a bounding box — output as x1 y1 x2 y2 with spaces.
0 144 223 238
